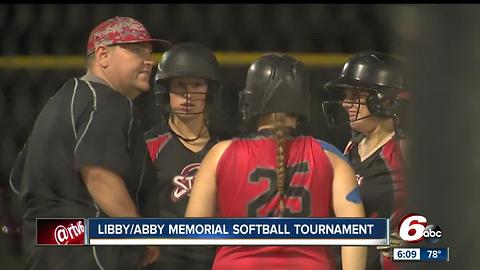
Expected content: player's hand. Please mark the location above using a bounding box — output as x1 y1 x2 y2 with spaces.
142 246 160 266
377 232 406 257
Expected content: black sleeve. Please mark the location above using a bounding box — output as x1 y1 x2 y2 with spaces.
137 153 159 217
74 97 132 178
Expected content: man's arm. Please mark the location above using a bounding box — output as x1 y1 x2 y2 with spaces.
81 165 159 266
80 166 139 217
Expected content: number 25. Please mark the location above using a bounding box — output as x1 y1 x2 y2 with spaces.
247 162 310 217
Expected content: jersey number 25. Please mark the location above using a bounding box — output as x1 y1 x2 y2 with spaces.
247 162 310 217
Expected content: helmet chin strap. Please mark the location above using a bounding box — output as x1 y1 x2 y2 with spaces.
170 125 209 142
171 110 205 115
323 100 372 127
169 114 209 143
329 114 371 127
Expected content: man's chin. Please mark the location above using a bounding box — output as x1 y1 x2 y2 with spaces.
134 82 151 93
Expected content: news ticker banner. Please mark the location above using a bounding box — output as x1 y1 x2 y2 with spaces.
392 248 450 262
36 217 388 246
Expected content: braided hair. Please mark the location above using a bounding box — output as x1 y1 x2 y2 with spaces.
259 112 294 216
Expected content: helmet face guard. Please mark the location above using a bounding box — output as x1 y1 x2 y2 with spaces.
322 100 353 127
154 82 211 116
323 51 407 127
238 88 253 121
322 88 373 127
170 90 209 116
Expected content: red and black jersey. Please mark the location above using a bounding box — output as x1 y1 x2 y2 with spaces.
213 129 344 270
144 120 216 268
145 121 217 216
344 137 406 270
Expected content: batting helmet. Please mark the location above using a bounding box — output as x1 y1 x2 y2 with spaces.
323 51 405 122
153 42 222 117
155 42 221 86
239 53 310 123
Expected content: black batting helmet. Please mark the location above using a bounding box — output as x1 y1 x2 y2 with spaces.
153 42 222 114
239 53 310 124
323 51 405 123
155 42 221 86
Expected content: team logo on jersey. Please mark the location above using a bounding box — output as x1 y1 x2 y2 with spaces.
170 163 201 203
356 174 364 185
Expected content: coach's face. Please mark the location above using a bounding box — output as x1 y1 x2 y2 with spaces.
169 77 208 118
107 42 155 99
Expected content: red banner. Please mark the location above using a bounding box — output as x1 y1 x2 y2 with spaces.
36 218 85 245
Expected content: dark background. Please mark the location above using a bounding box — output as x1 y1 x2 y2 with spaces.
1 4 478 269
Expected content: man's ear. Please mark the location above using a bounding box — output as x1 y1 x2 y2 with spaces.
95 45 110 68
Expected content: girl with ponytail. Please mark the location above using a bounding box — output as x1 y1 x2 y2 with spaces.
186 53 366 270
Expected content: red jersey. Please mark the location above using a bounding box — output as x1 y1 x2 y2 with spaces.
214 129 342 270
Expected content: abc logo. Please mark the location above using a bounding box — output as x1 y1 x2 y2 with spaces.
398 214 442 244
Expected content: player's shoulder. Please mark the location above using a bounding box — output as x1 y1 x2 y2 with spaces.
144 121 170 140
211 140 233 155
202 140 233 167
314 139 347 161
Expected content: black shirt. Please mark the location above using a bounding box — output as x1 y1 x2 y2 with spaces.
17 77 158 269
145 120 216 267
345 138 406 270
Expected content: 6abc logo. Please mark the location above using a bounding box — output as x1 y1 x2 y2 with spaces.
398 213 442 244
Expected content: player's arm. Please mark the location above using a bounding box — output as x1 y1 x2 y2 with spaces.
80 166 140 217
326 151 367 270
185 140 231 217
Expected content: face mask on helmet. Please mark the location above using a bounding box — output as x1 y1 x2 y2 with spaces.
322 87 404 128
153 79 213 116
322 88 373 127
152 42 222 116
323 51 406 127
169 77 210 115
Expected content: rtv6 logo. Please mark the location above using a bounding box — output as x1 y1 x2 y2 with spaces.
398 213 442 244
